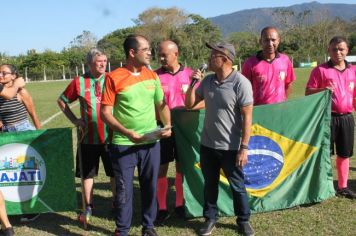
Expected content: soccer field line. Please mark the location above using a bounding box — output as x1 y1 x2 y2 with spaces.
41 102 79 126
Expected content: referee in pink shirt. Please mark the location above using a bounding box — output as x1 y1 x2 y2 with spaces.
242 26 296 105
154 40 194 224
306 36 356 199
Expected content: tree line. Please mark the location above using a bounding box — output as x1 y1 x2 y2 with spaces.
1 7 356 80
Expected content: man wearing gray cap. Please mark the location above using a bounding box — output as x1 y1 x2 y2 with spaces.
185 42 254 236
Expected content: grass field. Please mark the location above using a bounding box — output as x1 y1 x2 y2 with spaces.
8 68 356 236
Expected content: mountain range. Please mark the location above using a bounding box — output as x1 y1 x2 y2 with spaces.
209 1 356 36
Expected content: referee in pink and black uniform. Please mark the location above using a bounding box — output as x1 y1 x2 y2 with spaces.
306 36 356 199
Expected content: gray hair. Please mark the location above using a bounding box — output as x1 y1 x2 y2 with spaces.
86 48 106 65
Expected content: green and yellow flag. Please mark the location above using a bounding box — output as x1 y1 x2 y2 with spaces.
0 128 77 215
173 91 334 217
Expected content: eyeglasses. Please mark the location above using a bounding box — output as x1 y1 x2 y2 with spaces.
136 47 151 53
209 54 226 60
0 71 13 76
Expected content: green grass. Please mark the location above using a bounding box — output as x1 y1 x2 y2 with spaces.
289 68 311 99
7 69 356 235
25 80 77 129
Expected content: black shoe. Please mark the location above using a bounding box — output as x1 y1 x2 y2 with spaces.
0 227 15 236
142 228 158 236
199 219 216 236
154 210 170 226
237 221 254 236
337 188 356 199
174 206 185 219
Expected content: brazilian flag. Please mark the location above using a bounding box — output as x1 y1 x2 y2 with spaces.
172 91 334 217
0 128 77 215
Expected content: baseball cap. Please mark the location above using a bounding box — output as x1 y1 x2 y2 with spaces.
206 42 235 61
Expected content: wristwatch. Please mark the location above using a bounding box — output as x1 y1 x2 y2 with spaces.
240 144 248 150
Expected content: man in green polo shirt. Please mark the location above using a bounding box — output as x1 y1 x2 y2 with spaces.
101 34 171 236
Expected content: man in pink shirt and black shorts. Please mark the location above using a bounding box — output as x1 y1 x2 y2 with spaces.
155 40 204 225
242 26 296 105
306 36 356 199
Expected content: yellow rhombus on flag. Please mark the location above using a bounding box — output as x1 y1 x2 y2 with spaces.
197 124 318 198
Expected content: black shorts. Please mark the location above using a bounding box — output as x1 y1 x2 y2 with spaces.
330 113 354 158
160 133 178 165
75 144 115 178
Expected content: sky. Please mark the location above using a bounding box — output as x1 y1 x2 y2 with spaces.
1 0 355 56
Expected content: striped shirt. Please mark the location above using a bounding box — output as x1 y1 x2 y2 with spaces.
0 96 28 125
59 74 108 144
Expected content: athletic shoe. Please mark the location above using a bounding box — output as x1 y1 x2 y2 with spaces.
154 210 170 226
237 221 255 236
174 206 185 219
142 228 158 236
337 188 356 199
114 229 121 236
199 219 216 236
78 205 93 224
0 227 15 236
20 213 40 223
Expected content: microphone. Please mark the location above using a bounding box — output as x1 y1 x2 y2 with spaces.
190 63 208 88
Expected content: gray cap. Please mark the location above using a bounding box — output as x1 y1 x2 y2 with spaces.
206 42 235 61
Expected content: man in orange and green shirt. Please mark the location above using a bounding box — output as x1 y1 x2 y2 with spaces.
101 35 171 236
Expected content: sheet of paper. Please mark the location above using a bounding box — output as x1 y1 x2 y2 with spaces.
141 126 172 141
